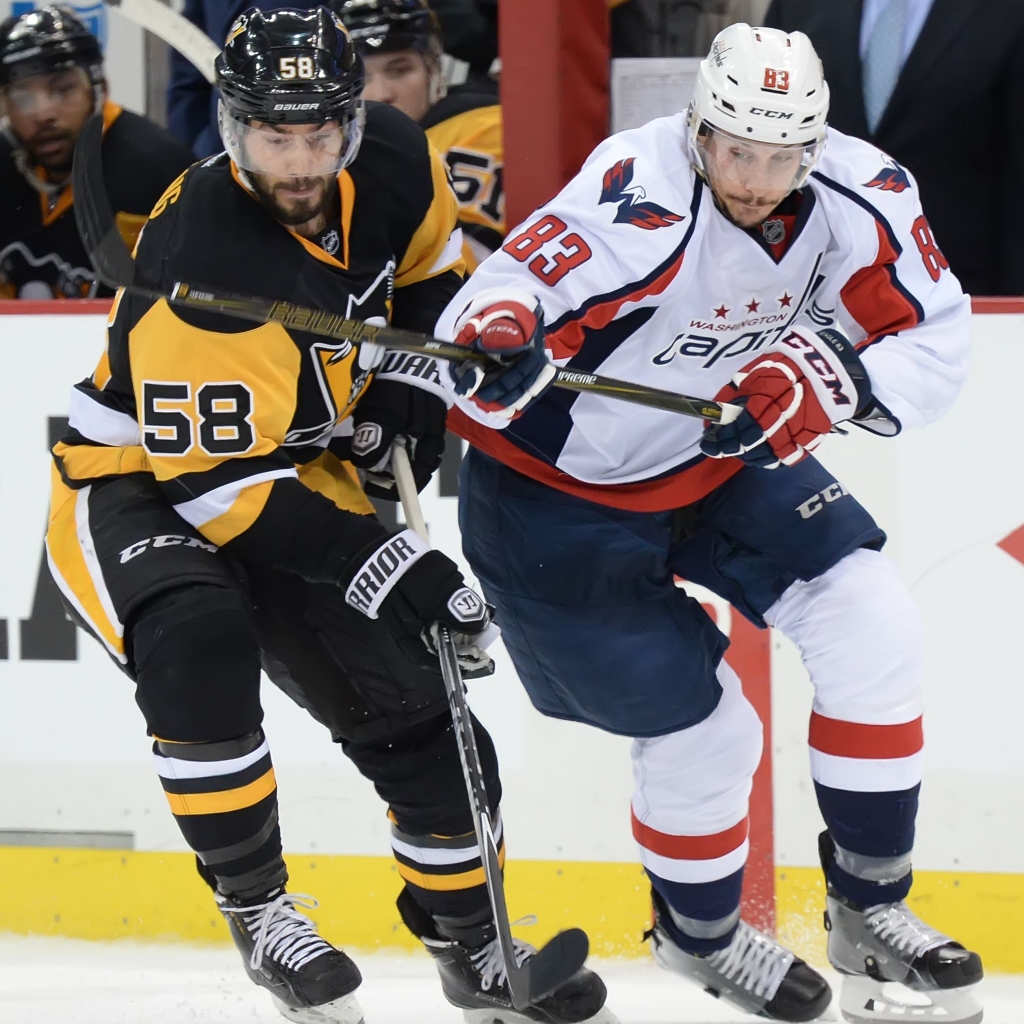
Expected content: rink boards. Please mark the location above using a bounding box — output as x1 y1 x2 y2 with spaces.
0 300 1022 968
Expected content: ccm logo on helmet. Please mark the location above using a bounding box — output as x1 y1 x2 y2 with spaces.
273 102 320 111
749 107 794 119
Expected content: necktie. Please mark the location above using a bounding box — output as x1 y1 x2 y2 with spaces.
863 0 908 135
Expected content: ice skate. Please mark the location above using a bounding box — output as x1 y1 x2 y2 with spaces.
825 888 983 1024
398 892 618 1023
218 890 365 1024
647 890 832 1022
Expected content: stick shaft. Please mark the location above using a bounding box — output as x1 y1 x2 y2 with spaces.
391 443 532 1009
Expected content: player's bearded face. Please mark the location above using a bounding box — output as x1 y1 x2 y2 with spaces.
3 67 95 176
242 121 345 228
362 50 433 122
701 130 806 228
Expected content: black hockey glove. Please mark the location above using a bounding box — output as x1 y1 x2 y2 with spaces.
341 529 495 677
342 378 447 500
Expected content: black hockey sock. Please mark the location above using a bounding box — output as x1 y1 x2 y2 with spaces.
390 815 502 946
153 729 287 902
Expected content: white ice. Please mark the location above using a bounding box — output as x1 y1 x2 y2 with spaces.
2 935 1024 1024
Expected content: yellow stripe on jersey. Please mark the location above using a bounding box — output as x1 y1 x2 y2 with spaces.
395 141 466 287
115 212 149 253
53 439 151 483
197 478 275 547
92 348 112 391
45 470 125 660
296 448 375 516
128 299 301 482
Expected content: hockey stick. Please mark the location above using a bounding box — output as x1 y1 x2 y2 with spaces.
105 0 220 84
71 111 740 425
391 444 589 1009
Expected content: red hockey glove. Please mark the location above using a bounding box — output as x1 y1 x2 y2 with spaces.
700 327 870 469
448 287 556 420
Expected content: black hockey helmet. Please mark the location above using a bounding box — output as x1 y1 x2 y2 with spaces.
0 5 102 88
216 7 365 125
330 0 440 56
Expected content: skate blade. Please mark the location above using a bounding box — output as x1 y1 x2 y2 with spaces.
839 975 983 1024
272 991 365 1024
462 1006 622 1024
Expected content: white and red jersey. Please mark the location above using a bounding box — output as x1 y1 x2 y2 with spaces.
435 118 971 511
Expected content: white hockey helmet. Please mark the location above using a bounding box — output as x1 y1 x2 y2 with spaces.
687 24 830 191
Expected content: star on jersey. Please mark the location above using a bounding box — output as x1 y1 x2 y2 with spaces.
746 299 761 313
713 304 730 319
599 158 685 231
778 292 794 308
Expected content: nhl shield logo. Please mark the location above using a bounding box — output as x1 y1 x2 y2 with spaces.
321 228 341 256
762 219 786 245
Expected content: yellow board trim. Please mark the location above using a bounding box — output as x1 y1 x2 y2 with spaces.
1 847 1021 971
162 768 277 817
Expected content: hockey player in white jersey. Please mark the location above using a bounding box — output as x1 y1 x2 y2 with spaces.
433 23 984 1024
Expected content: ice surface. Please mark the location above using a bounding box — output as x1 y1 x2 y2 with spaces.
1 935 1023 1024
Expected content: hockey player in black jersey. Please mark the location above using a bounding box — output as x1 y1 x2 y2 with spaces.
47 8 611 1023
333 0 504 271
0 5 194 298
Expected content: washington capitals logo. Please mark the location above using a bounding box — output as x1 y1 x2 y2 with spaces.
600 158 684 230
865 163 912 193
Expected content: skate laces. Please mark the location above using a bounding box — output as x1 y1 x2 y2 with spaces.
865 901 951 961
706 920 794 1000
470 934 534 992
232 892 335 973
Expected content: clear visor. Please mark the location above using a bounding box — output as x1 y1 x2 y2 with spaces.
3 65 93 117
696 125 823 196
219 101 365 178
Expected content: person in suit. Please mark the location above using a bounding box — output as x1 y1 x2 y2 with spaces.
764 0 1024 296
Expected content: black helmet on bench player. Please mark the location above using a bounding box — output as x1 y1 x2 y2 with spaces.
216 7 365 176
0 4 102 88
330 0 445 105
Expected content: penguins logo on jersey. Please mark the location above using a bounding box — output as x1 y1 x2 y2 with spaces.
599 159 685 231
865 164 912 193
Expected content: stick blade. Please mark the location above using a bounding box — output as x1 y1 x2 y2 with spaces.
72 111 136 289
524 927 590 1006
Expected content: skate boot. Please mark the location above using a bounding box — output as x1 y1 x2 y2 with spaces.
218 889 364 1023
398 889 619 1024
824 889 983 1024
647 889 832 1022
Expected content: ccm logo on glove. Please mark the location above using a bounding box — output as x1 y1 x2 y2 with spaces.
779 331 853 408
345 529 430 618
700 325 870 470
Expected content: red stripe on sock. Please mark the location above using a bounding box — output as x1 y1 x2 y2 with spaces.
631 811 749 860
809 712 923 759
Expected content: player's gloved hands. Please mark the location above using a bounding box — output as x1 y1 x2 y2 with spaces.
700 326 869 469
345 378 447 500
448 286 557 420
342 529 496 677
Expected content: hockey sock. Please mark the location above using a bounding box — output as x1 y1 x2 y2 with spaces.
390 811 503 944
153 729 287 901
816 785 918 907
648 869 744 955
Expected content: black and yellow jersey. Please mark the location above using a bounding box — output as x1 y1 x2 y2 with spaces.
0 100 194 299
51 101 463 579
422 86 503 273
